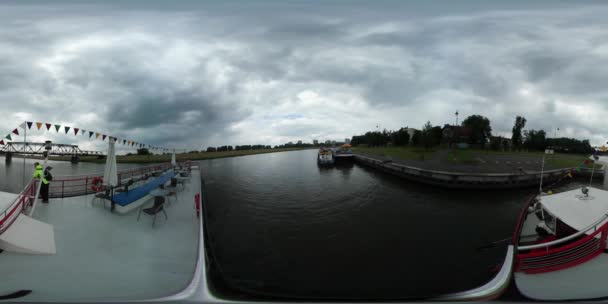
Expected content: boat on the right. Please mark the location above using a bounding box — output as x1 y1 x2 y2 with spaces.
333 144 353 161
512 155 608 301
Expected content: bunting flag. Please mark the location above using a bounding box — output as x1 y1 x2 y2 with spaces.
7 120 169 152
0 140 4 145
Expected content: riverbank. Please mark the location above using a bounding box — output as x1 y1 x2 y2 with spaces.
49 147 315 164
353 147 592 174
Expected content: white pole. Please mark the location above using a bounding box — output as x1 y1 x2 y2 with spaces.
22 121 26 189
539 154 546 194
590 158 596 185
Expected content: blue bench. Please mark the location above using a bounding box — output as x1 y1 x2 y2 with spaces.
111 172 174 212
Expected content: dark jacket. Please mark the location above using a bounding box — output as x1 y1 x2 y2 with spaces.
44 169 53 182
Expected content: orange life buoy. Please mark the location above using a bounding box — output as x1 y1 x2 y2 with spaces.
91 176 104 192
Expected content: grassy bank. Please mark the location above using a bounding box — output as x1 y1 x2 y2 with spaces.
353 146 593 169
50 147 315 164
353 146 437 160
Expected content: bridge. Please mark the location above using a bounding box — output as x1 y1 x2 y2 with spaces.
0 142 103 163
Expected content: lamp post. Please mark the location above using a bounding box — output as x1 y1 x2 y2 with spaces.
455 111 459 126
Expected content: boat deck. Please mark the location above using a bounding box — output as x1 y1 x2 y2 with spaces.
515 252 608 301
0 169 200 302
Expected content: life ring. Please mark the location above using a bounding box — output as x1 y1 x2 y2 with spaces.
91 177 104 192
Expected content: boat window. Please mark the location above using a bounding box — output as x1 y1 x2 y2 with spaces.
542 209 557 233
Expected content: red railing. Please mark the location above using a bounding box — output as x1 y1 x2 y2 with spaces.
515 220 608 274
0 179 38 234
48 162 193 198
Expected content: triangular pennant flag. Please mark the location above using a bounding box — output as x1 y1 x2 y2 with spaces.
74 128 79 135
89 131 94 138
36 122 42 130
102 134 107 141
26 122 33 129
12 128 19 136
0 140 4 145
128 140 131 145
46 123 51 130
54 124 60 132
5 134 11 140
95 133 100 139
123 139 126 145
81 129 86 135
19 122 26 129
64 126 70 134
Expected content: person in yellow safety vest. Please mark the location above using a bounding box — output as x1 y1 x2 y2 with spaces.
32 162 50 203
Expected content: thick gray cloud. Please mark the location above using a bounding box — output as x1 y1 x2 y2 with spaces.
1 0 608 153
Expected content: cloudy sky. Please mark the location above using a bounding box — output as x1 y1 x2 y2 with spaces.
1 0 608 153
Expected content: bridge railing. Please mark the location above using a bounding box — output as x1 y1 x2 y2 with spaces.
0 178 38 234
49 162 190 198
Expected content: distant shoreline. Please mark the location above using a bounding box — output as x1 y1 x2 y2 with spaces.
41 147 316 164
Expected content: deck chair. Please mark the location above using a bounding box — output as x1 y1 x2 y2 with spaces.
92 188 111 209
137 196 168 227
164 179 178 203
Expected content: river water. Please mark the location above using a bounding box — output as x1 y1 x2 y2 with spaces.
199 149 549 300
0 150 601 300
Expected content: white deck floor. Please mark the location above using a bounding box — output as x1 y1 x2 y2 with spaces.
0 191 18 213
515 252 608 301
0 169 200 302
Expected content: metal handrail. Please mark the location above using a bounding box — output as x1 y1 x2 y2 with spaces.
518 212 608 250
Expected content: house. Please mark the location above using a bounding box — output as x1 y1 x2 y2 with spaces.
489 136 512 151
442 125 472 147
405 128 418 139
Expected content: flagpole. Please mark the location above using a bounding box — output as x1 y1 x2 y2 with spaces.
539 154 546 194
22 121 26 189
590 156 597 185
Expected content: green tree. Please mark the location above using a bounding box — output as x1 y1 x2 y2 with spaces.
462 115 492 144
136 148 150 155
512 116 527 149
523 129 547 151
421 121 436 149
411 130 422 146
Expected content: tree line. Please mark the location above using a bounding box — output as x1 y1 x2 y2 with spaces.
350 114 593 153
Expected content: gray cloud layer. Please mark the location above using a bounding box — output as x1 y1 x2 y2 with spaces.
1 0 608 152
